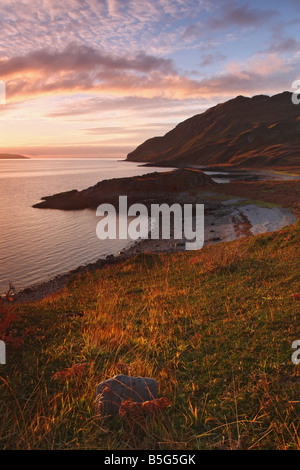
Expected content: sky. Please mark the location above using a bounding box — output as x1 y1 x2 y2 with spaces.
0 0 300 158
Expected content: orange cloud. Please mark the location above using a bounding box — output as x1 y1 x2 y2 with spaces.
2 43 295 106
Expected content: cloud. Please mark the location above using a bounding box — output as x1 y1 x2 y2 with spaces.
209 2 279 30
182 1 279 40
266 37 299 54
0 0 299 157
199 52 226 67
0 0 209 58
226 53 289 79
82 123 174 135
0 43 181 101
0 143 133 158
0 2 297 112
2 40 295 110
46 95 203 121
0 43 175 78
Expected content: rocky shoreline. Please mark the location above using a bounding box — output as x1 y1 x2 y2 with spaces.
11 232 188 304
9 191 298 304
32 168 215 210
4 166 298 305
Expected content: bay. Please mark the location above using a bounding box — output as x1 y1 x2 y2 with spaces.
0 158 171 293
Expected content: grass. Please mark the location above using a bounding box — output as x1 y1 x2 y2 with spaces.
0 181 299 450
212 179 300 216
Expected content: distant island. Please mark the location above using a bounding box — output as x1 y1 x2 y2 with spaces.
0 154 29 159
127 91 300 169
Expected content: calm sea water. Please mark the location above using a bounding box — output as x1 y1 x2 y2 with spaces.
0 158 172 293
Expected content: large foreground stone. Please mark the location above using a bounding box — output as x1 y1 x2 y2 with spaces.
95 375 158 416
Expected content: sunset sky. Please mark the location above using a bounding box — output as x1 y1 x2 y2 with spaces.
0 0 300 158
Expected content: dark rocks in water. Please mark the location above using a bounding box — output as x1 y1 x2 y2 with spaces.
33 168 216 210
95 375 158 416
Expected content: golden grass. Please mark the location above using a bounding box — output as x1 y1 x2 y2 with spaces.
0 182 299 450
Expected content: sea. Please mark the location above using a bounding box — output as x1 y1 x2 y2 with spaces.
0 158 173 294
0 158 296 294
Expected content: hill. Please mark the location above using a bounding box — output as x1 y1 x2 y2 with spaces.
0 154 28 159
127 91 300 169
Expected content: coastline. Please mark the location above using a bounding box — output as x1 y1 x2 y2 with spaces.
11 195 298 304
12 234 187 304
4 165 299 305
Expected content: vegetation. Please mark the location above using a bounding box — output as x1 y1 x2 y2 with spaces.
0 181 299 450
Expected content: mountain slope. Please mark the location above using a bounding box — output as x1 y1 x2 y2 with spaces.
126 91 300 168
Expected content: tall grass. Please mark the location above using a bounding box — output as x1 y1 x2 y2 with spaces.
0 207 299 449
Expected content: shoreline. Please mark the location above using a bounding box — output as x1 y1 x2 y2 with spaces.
10 196 298 305
140 162 300 180
11 235 187 304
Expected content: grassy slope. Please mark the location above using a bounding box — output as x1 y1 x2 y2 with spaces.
0 181 299 450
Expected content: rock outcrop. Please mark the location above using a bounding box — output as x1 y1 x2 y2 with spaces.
33 168 215 210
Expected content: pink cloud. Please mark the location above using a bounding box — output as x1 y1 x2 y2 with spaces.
226 53 289 79
0 44 175 78
0 43 297 107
